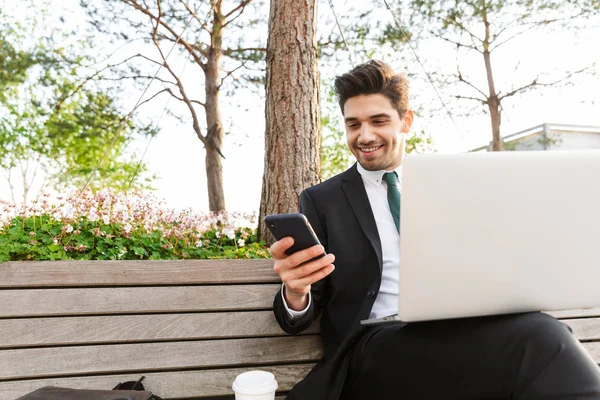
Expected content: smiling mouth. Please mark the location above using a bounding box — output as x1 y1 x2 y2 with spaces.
358 145 384 153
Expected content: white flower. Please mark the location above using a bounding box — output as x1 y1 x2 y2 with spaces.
102 215 110 225
62 204 74 219
64 224 73 233
88 211 99 222
195 240 203 247
215 231 222 238
53 238 59 245
113 202 126 213
123 223 132 234
226 229 236 240
238 238 245 247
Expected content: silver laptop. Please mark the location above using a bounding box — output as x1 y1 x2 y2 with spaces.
362 150 600 325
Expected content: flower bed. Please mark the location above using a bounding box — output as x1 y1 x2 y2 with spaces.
0 190 269 262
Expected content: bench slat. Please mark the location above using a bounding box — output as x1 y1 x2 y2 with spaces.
0 341 597 396
0 336 323 380
547 308 600 319
0 364 314 399
0 260 278 288
0 334 595 382
562 318 600 341
0 285 280 317
1 314 595 349
0 312 320 348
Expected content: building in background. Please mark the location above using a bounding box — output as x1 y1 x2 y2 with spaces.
473 124 600 152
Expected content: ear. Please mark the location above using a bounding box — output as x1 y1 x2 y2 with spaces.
402 110 414 133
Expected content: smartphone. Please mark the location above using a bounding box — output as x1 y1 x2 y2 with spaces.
264 213 326 259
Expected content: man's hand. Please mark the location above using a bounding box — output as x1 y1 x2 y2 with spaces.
271 237 335 311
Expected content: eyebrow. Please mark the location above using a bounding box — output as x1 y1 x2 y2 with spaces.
344 113 392 122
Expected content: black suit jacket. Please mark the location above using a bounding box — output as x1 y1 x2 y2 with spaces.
273 164 385 400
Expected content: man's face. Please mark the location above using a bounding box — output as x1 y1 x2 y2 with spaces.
343 94 413 171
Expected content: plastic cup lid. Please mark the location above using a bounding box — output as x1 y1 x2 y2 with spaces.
232 370 278 395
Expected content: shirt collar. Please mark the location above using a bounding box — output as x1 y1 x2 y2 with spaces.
356 162 403 187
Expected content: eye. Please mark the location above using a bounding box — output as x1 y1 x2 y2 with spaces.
347 122 360 129
373 120 387 125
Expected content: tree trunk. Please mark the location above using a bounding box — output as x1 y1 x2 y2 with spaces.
258 0 321 244
482 4 503 151
21 160 30 206
484 49 502 151
487 89 502 151
204 2 226 212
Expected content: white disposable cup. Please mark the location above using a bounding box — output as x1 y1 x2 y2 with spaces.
232 370 278 400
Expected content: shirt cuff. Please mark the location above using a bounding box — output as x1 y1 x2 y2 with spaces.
282 283 311 320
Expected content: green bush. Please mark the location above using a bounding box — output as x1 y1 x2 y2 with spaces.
0 191 270 262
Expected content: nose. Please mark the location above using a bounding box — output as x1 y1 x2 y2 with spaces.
359 124 376 143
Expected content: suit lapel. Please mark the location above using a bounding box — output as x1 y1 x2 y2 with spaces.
341 164 383 271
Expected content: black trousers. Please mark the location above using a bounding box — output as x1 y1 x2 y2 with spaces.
341 312 600 400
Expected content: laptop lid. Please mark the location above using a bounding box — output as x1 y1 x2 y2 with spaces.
398 151 600 322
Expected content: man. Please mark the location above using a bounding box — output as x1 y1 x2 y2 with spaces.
271 60 600 399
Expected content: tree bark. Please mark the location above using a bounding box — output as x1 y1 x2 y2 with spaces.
258 0 321 244
204 1 226 211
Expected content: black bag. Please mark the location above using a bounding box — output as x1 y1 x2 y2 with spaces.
16 377 163 400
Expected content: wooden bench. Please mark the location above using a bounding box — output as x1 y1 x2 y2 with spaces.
0 260 322 399
1 260 599 399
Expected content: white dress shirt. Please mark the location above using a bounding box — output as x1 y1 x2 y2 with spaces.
282 164 402 319
356 163 402 318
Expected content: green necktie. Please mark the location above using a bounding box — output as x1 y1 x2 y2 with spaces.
382 171 401 233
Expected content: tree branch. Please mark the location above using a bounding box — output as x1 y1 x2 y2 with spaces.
55 53 162 111
179 0 212 34
491 12 585 50
167 88 205 107
498 77 540 100
455 94 488 104
179 0 205 25
223 0 253 20
446 12 484 46
77 38 144 69
136 88 171 109
456 67 488 100
219 62 246 88
498 66 591 101
431 31 481 52
100 75 177 86
137 88 205 110
205 122 226 159
489 24 537 52
156 32 209 59
149 11 207 146
122 0 207 70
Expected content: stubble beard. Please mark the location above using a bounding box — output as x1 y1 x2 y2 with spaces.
356 151 394 171
355 145 404 171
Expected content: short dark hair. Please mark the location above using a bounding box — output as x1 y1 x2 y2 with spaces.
334 60 409 117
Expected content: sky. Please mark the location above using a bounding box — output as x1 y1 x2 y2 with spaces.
1 0 600 214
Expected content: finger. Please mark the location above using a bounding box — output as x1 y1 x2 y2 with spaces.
270 237 294 259
286 253 335 281
285 244 326 270
294 263 335 288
